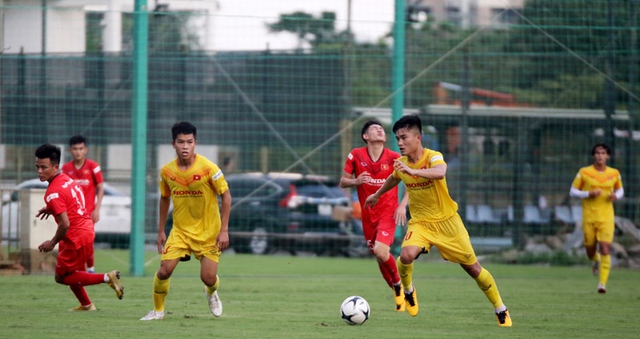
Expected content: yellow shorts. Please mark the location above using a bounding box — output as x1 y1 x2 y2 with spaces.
402 213 477 265
161 229 221 263
583 220 614 245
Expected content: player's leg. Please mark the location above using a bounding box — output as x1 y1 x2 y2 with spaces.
595 221 614 293
200 247 223 317
372 220 404 311
86 239 95 273
140 258 179 320
438 214 511 327
583 221 600 275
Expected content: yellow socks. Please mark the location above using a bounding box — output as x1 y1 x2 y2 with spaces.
153 273 170 312
205 275 220 295
600 254 611 286
474 268 503 309
396 257 414 291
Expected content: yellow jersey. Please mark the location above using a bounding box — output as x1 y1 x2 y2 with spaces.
159 154 229 242
571 165 622 223
393 149 458 223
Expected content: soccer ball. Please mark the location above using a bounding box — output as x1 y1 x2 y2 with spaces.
340 296 370 325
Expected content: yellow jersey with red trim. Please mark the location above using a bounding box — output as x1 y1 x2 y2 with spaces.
393 149 458 222
571 165 622 223
159 154 229 242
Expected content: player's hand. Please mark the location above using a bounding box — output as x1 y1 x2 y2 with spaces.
36 207 52 220
393 160 413 176
38 240 55 253
364 194 379 209
356 171 372 185
394 206 407 226
91 210 100 224
589 189 602 197
156 232 167 255
216 230 229 251
609 192 618 201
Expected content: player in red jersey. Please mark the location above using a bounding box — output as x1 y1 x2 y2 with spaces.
62 135 104 273
340 119 408 311
35 144 123 311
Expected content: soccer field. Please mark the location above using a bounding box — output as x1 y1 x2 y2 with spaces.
1 250 638 339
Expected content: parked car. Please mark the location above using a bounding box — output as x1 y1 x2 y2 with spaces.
164 172 366 256
1 178 131 248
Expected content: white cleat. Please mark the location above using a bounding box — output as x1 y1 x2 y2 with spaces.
140 310 165 320
205 287 223 317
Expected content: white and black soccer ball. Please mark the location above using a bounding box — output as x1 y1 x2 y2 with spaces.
340 295 370 325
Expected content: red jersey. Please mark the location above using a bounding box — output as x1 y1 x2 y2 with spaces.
62 159 104 214
343 147 400 223
45 173 94 249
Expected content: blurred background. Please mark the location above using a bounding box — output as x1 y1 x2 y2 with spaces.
0 0 638 271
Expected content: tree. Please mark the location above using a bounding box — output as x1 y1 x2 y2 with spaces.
267 11 347 50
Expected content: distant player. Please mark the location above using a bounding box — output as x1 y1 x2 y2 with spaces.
141 121 231 320
340 119 408 312
365 114 511 327
570 143 623 293
35 144 123 311
62 135 104 273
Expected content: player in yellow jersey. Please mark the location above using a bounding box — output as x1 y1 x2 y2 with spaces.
365 114 511 327
141 121 232 320
570 143 623 294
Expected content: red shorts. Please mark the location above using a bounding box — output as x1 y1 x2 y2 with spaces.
362 217 397 253
55 241 94 276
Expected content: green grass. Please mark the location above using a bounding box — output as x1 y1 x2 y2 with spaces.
1 250 639 339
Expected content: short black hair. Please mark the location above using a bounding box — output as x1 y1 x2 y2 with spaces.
35 144 61 165
171 121 197 141
592 143 611 155
392 114 422 135
69 135 87 146
361 119 383 143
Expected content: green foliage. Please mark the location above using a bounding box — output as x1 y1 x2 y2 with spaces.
267 11 349 50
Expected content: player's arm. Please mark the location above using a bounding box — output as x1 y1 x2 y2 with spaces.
157 195 171 254
394 160 446 180
394 189 409 226
38 211 69 253
340 171 371 188
570 186 601 199
364 174 401 208
217 189 231 250
92 182 104 223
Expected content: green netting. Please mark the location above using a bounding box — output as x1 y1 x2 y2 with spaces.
0 1 638 256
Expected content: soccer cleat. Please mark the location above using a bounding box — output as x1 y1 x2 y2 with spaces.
592 261 600 276
107 270 124 300
404 285 419 317
140 310 165 321
205 286 223 317
393 284 405 312
597 283 606 294
496 309 512 327
69 303 97 311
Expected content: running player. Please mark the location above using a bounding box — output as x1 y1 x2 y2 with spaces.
365 114 512 327
35 144 123 311
141 121 231 320
340 119 408 311
570 143 623 294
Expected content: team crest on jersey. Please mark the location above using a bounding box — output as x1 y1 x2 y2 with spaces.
361 162 367 167
193 174 201 181
381 164 389 170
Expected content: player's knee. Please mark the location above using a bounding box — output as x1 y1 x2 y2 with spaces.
201 274 217 287
54 274 65 284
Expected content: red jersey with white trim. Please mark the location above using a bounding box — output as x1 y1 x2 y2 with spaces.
62 159 104 214
343 147 400 223
45 173 94 249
